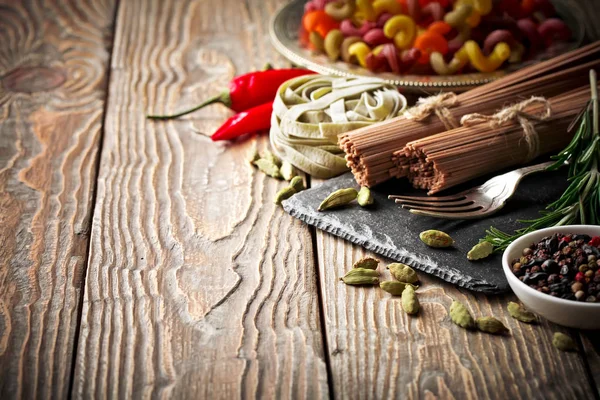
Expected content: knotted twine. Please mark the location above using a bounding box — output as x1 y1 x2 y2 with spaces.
270 75 407 178
403 92 460 130
460 96 552 161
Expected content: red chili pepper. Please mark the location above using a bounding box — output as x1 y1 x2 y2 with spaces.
148 69 313 120
211 102 273 141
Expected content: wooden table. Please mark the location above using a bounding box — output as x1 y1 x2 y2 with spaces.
1 1 599 398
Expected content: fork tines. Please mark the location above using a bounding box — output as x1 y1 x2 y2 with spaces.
387 194 482 216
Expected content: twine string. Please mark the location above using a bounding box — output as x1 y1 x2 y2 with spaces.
404 92 460 130
460 96 552 161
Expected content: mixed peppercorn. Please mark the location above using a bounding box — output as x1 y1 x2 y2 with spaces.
510 233 600 302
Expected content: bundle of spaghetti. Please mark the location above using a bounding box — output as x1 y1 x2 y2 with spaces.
340 41 600 187
395 86 591 195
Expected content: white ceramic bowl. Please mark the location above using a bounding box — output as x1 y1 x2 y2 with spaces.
502 225 600 330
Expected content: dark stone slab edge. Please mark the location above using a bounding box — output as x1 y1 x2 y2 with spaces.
284 201 505 294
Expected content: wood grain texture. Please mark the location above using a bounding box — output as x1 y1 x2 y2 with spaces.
0 0 115 398
579 331 600 396
315 232 597 399
72 0 329 398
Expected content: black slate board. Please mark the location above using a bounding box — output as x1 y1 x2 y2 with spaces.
283 169 569 294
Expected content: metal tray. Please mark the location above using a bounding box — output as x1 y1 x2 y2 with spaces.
270 0 585 92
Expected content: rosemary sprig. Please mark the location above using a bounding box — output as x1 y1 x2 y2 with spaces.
485 70 600 251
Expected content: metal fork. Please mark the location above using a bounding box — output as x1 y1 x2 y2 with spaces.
388 161 555 219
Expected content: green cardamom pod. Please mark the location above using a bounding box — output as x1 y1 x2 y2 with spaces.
419 230 455 248
353 257 379 270
380 281 418 296
280 161 297 181
290 176 305 192
388 263 419 284
467 241 494 261
552 332 576 352
254 158 283 179
340 268 379 285
263 149 282 167
357 186 374 207
341 275 379 285
401 284 419 315
475 316 509 334
507 302 536 323
318 188 358 211
274 186 296 205
450 300 475 329
343 268 379 278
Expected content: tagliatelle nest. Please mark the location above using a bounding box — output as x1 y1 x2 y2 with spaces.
270 75 407 178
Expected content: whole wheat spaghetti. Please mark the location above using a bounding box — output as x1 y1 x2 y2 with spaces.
395 87 591 194
340 41 600 187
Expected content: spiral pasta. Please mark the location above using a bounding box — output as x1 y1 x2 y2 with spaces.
300 0 573 75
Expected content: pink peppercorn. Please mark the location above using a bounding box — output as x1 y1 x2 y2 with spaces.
560 235 572 243
589 236 600 247
575 272 586 282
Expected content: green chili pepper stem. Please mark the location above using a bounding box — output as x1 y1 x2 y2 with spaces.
147 91 232 120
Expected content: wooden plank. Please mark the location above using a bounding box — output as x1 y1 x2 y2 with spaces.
71 0 329 398
316 233 596 399
0 0 116 398
579 331 600 396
